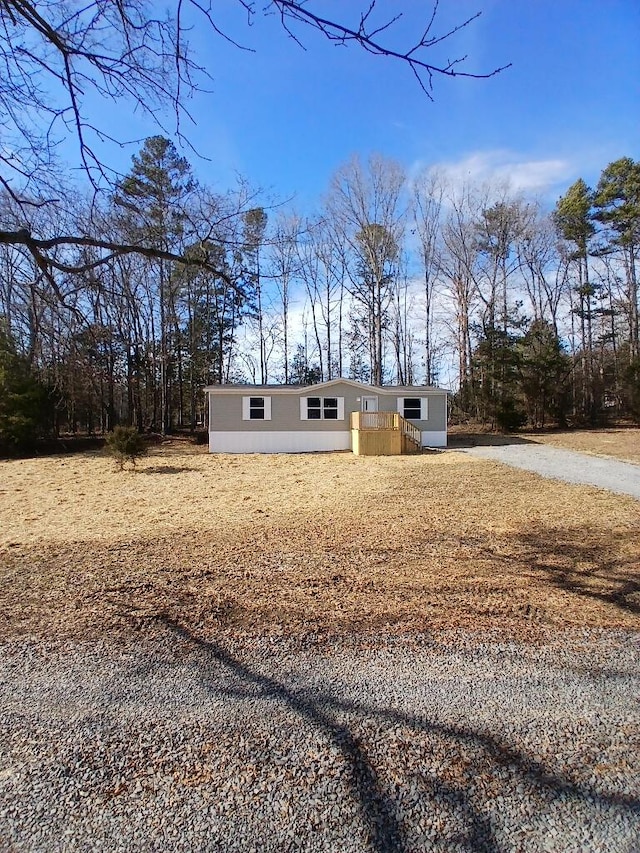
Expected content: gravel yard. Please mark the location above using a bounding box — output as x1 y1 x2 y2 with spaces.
460 444 640 500
1 627 639 853
523 428 640 466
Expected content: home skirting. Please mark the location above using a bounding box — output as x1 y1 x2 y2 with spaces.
209 430 352 453
420 430 447 447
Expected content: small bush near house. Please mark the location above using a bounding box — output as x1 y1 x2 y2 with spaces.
105 426 147 470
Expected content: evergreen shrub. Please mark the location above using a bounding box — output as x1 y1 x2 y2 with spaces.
106 426 147 469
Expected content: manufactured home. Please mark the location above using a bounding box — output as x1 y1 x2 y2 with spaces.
205 379 447 455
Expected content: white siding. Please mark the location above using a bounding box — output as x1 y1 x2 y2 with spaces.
420 430 447 447
209 431 351 454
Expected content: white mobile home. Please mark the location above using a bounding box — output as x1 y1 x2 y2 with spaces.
205 379 447 454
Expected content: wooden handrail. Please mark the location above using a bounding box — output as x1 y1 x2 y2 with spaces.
399 414 421 446
350 410 421 446
351 411 399 430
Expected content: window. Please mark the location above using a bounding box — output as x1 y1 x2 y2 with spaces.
300 396 344 420
249 397 265 419
403 398 422 419
242 396 271 421
323 397 338 419
400 397 427 420
307 396 322 420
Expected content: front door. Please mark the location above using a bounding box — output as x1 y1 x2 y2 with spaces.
362 396 378 413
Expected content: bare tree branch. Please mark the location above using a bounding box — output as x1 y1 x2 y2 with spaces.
270 1 510 97
0 227 236 286
0 0 509 272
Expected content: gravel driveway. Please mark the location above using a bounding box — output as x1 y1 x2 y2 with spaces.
1 628 639 852
459 444 640 500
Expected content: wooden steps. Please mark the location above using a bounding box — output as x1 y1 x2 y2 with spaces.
350 411 421 456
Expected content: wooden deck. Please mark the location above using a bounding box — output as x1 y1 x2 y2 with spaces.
350 411 422 456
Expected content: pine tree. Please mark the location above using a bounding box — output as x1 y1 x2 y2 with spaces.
553 179 597 420
0 323 50 452
243 209 269 383
518 320 570 428
593 157 640 362
116 136 195 433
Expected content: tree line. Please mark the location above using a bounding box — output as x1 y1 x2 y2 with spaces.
1 140 639 448
0 1 514 450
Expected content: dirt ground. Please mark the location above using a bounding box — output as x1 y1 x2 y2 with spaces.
449 424 640 464
1 442 638 642
523 427 640 465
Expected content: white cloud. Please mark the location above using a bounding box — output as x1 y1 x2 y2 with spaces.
411 149 575 199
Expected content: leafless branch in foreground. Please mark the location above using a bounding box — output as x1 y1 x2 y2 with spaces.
0 227 235 286
270 0 510 97
0 1 509 270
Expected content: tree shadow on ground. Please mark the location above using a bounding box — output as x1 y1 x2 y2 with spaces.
503 525 640 619
151 614 639 853
143 440 206 456
447 433 537 449
137 464 197 475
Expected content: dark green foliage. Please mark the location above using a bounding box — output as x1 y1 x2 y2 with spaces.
0 323 51 453
465 320 571 430
494 396 527 432
243 208 268 252
289 344 322 385
553 179 595 253
106 425 147 469
116 136 197 435
470 324 526 431
116 136 195 247
593 157 640 247
518 321 571 429
176 241 248 389
620 358 640 421
593 157 640 364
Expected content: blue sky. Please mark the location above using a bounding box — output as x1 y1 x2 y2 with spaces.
71 1 639 210
177 0 639 209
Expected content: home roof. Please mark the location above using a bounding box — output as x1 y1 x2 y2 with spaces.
204 378 446 394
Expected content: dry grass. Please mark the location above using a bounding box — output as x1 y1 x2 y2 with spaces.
1 442 638 642
523 427 640 465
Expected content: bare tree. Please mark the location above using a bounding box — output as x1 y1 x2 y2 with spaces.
412 169 444 383
268 213 302 383
243 208 269 383
440 184 480 404
297 215 349 381
327 154 406 385
474 190 531 335
269 2 509 96
390 263 417 385
518 207 566 335
0 1 508 277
